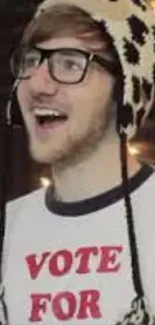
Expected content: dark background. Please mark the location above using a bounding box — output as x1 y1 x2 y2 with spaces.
0 0 155 203
0 0 47 202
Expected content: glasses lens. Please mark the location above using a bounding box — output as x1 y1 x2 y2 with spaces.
11 48 41 79
49 50 87 83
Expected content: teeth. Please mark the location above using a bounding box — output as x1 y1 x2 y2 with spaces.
34 108 62 117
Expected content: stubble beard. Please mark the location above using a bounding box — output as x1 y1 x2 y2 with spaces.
28 113 110 172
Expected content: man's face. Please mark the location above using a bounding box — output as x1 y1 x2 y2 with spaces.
17 36 115 165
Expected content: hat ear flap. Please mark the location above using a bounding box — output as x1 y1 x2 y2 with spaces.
113 77 122 102
112 75 126 134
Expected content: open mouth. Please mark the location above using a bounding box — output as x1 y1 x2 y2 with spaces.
34 108 68 128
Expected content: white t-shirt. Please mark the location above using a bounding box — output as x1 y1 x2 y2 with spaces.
2 165 155 325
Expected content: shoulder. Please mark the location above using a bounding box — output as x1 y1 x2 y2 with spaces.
140 166 155 194
6 187 46 234
2 188 45 278
134 165 155 196
7 187 46 214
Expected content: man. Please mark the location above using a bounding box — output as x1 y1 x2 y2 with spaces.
1 0 155 324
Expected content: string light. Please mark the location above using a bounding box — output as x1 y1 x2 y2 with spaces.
40 176 51 187
128 145 141 156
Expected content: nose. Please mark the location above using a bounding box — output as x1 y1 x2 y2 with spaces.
28 60 60 96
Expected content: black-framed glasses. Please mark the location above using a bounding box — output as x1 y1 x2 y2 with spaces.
10 46 120 84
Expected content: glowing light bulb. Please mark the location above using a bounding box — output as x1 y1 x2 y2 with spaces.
128 145 140 156
40 176 51 187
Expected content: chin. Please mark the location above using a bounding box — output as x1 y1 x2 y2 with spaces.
29 140 67 165
30 150 52 164
29 142 52 164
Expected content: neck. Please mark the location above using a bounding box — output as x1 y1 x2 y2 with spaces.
51 132 141 202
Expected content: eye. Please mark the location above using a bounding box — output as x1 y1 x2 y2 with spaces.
63 58 82 71
24 51 40 68
52 51 87 72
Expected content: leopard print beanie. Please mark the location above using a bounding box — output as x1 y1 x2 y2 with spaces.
35 0 155 139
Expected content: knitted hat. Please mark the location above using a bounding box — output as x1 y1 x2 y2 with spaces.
36 0 155 139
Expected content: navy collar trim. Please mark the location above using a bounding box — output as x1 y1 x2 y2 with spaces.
45 165 154 217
